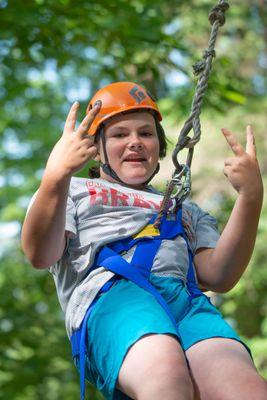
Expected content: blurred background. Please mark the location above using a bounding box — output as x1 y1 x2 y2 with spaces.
0 0 266 398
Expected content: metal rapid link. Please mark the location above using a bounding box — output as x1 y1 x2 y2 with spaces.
170 165 191 202
153 165 191 230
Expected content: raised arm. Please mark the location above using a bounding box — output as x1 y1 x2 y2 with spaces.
21 101 101 269
194 125 263 292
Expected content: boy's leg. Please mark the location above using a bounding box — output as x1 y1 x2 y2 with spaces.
116 333 194 400
186 337 267 400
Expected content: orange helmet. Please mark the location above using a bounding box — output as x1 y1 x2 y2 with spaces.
86 81 162 135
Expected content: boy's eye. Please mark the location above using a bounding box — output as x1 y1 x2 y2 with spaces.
113 133 127 138
140 132 153 137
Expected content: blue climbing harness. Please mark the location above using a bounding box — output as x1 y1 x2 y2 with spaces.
70 208 202 400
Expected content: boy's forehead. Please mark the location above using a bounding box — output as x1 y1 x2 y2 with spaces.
104 111 155 129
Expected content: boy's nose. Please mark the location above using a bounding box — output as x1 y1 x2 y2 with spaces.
128 133 143 149
129 142 143 150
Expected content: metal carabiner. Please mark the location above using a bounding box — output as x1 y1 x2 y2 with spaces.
170 165 191 204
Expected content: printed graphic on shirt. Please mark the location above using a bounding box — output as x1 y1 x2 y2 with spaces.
86 180 175 211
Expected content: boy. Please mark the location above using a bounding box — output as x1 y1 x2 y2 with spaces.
22 82 266 400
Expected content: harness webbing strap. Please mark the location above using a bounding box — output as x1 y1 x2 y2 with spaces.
95 245 177 326
186 250 203 297
130 239 161 278
72 279 116 400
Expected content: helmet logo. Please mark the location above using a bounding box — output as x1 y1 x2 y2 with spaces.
129 86 147 103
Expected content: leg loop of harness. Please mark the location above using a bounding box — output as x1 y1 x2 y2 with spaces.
71 278 118 400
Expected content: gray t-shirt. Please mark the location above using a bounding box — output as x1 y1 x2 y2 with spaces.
46 177 220 337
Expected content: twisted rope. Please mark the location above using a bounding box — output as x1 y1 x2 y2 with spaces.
154 0 229 229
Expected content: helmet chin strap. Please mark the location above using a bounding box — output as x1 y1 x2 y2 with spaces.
99 126 160 186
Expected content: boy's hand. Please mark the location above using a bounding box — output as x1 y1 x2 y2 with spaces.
45 101 101 180
222 125 263 201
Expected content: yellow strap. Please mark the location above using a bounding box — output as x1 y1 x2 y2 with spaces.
133 224 160 239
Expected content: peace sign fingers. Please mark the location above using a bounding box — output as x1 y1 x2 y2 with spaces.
221 125 262 198
221 128 245 156
222 126 257 159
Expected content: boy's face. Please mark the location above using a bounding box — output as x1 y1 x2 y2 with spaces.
98 111 160 189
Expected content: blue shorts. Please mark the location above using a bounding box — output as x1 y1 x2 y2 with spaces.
80 274 249 400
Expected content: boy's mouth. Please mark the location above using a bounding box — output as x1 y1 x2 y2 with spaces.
123 155 147 162
124 159 146 162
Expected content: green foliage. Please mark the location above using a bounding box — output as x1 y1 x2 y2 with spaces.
1 0 267 397
0 248 105 399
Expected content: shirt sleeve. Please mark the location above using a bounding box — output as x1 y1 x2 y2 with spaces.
195 208 220 251
183 200 220 253
65 194 77 238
